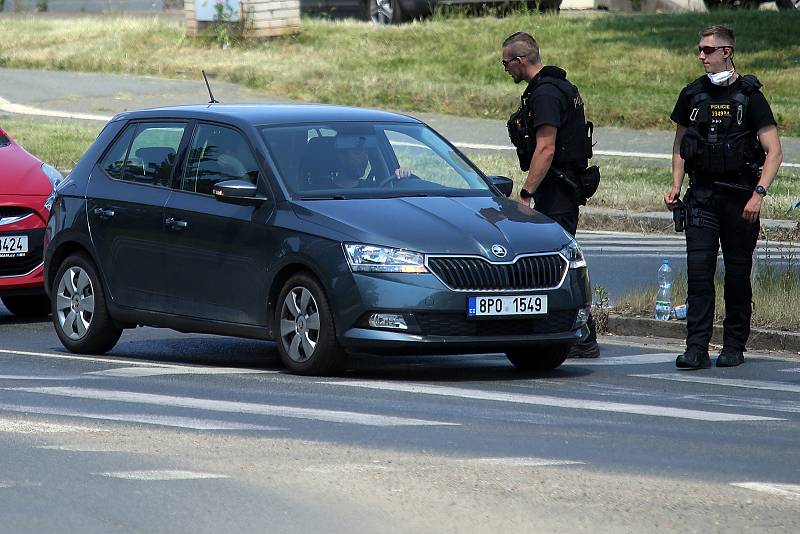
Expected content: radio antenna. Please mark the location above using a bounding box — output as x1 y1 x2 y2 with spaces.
202 70 219 104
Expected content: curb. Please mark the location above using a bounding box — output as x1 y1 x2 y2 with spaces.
607 314 800 354
583 207 799 232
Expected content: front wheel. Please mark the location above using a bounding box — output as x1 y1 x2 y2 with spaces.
52 254 122 354
275 273 346 376
506 345 571 371
1 295 51 317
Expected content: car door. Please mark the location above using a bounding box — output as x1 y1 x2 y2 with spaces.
161 122 275 325
86 121 188 312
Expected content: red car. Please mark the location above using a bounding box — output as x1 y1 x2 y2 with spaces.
0 126 62 316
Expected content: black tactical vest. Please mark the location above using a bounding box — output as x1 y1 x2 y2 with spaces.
507 67 590 172
679 74 766 184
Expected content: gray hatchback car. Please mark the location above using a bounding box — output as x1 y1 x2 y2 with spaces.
44 104 591 375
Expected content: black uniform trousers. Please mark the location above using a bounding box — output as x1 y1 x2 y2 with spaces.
684 184 760 352
534 174 597 345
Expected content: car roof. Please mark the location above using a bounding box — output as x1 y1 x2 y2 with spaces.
111 103 422 127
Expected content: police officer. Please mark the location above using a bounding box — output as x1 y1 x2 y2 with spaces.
665 25 783 369
502 31 599 359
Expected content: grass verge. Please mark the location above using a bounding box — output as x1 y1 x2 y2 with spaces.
1 11 799 134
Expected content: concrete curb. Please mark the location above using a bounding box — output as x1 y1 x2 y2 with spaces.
584 207 799 232
607 314 800 354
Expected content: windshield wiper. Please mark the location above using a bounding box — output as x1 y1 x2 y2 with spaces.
299 195 349 200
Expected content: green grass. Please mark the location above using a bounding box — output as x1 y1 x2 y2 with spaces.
1 11 799 134
613 261 800 331
0 117 102 171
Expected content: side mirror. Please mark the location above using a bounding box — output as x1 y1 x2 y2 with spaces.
487 175 514 197
212 179 267 206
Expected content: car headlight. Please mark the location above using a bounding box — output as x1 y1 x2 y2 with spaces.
41 163 63 189
560 239 586 269
343 243 428 273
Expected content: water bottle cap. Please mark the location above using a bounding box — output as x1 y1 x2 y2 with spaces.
662 259 670 265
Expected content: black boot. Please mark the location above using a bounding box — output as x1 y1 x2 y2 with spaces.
717 348 745 367
676 346 711 369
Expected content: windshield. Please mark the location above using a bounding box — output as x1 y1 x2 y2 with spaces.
260 122 490 199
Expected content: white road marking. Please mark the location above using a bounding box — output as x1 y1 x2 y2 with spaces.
8 387 458 427
0 375 82 381
0 403 282 431
0 417 107 434
37 445 118 452
0 480 43 489
0 95 112 121
470 457 584 467
562 353 675 366
779 368 800 373
316 381 783 422
454 141 800 168
0 348 279 374
633 374 800 394
730 482 800 502
92 470 229 481
85 366 273 377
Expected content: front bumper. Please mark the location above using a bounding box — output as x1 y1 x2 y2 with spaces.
332 266 591 354
0 197 48 295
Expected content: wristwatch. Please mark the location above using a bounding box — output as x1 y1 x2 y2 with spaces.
519 188 534 199
755 185 768 197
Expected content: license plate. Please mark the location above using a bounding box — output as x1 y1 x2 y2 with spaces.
468 295 548 317
0 235 28 257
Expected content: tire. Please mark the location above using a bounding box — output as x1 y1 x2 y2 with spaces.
51 253 122 354
363 0 409 24
776 0 800 9
1 295 51 317
275 273 346 376
506 345 570 371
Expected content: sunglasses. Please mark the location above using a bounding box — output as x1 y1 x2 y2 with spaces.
501 56 525 68
698 46 729 55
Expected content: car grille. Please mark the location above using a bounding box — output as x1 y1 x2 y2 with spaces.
427 254 567 291
0 228 45 277
414 310 577 337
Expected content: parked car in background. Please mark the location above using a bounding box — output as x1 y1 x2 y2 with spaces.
304 0 562 24
0 126 62 317
44 103 591 375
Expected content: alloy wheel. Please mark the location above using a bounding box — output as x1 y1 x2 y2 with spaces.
279 286 321 363
370 0 395 24
55 266 95 340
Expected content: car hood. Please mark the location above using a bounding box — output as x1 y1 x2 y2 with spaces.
292 195 572 258
0 143 49 196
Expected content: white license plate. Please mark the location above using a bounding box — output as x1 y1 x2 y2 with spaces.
468 295 548 317
0 235 28 257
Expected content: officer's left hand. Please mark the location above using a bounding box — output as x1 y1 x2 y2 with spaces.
742 193 762 224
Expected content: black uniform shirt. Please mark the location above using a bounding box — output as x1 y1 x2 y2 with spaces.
670 75 776 131
522 66 579 216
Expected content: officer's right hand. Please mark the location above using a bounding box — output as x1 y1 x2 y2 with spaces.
664 188 681 211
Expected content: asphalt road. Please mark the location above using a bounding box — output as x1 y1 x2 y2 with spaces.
1 311 799 532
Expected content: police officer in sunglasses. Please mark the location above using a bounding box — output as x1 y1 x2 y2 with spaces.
502 31 599 359
665 25 783 369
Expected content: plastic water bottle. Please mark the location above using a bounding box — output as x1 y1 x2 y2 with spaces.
655 259 673 321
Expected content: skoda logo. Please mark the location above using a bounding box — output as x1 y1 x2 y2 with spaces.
491 244 507 258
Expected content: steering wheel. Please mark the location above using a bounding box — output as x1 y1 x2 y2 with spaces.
376 174 402 188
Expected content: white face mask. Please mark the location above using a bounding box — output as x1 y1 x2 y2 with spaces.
707 69 735 85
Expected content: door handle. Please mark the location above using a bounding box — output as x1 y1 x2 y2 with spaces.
165 217 188 231
92 207 115 220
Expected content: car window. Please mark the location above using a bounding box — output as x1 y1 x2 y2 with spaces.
181 124 260 196
0 133 10 148
120 123 185 187
260 122 488 199
98 125 136 180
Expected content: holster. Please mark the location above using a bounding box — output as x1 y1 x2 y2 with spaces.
673 198 686 233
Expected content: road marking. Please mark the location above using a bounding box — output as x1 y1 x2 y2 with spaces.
316 381 783 422
0 95 112 121
37 445 118 452
633 374 800 394
0 374 82 381
730 482 800 502
0 417 107 434
0 348 279 374
8 387 458 427
562 353 675 366
0 480 43 489
0 403 282 431
85 367 274 377
453 141 800 168
469 457 584 467
92 470 229 481
779 368 800 373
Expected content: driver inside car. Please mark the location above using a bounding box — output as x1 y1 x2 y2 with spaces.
331 134 413 188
